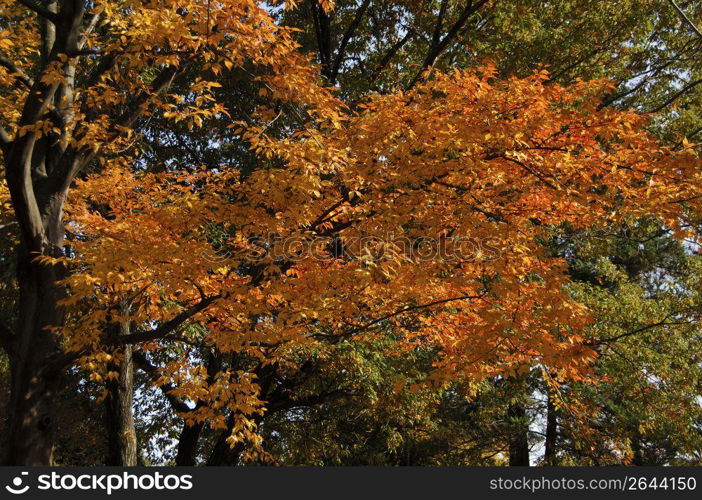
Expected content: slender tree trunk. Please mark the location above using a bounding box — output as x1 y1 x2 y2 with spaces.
105 324 137 466
508 401 530 466
173 352 221 465
544 393 559 465
631 426 645 466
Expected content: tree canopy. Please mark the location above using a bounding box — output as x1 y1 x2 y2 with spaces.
1 0 702 466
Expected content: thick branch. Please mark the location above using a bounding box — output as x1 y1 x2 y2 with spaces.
432 0 450 47
51 64 180 198
309 0 332 70
16 0 59 24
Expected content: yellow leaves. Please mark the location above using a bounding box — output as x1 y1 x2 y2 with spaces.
39 60 69 86
0 34 13 51
318 0 336 12
32 253 64 267
15 119 60 140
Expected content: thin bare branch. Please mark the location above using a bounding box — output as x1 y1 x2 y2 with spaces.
668 0 702 40
649 78 702 113
115 294 221 345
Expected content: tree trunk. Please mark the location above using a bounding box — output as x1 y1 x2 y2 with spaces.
1 0 74 463
173 353 221 465
508 402 530 466
4 239 65 465
105 320 137 466
631 425 645 466
544 393 559 466
207 412 259 466
175 421 205 466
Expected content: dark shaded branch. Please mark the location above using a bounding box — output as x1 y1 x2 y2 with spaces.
432 0 450 47
115 294 221 345
674 124 702 149
115 66 180 129
320 293 486 342
0 54 34 89
648 78 702 113
591 318 694 345
16 0 59 24
309 0 332 70
328 0 372 83
132 350 193 413
596 59 677 109
408 0 490 88
500 156 560 190
369 28 415 85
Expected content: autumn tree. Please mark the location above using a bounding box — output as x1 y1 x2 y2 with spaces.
129 0 702 465
0 0 340 465
58 66 702 465
2 0 702 467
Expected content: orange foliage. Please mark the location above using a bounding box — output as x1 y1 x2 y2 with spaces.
2 0 700 454
60 66 702 444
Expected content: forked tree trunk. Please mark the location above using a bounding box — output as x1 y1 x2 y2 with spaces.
1 0 77 466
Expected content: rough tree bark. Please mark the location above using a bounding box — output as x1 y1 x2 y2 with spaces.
1 0 85 465
0 0 183 464
104 317 137 466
